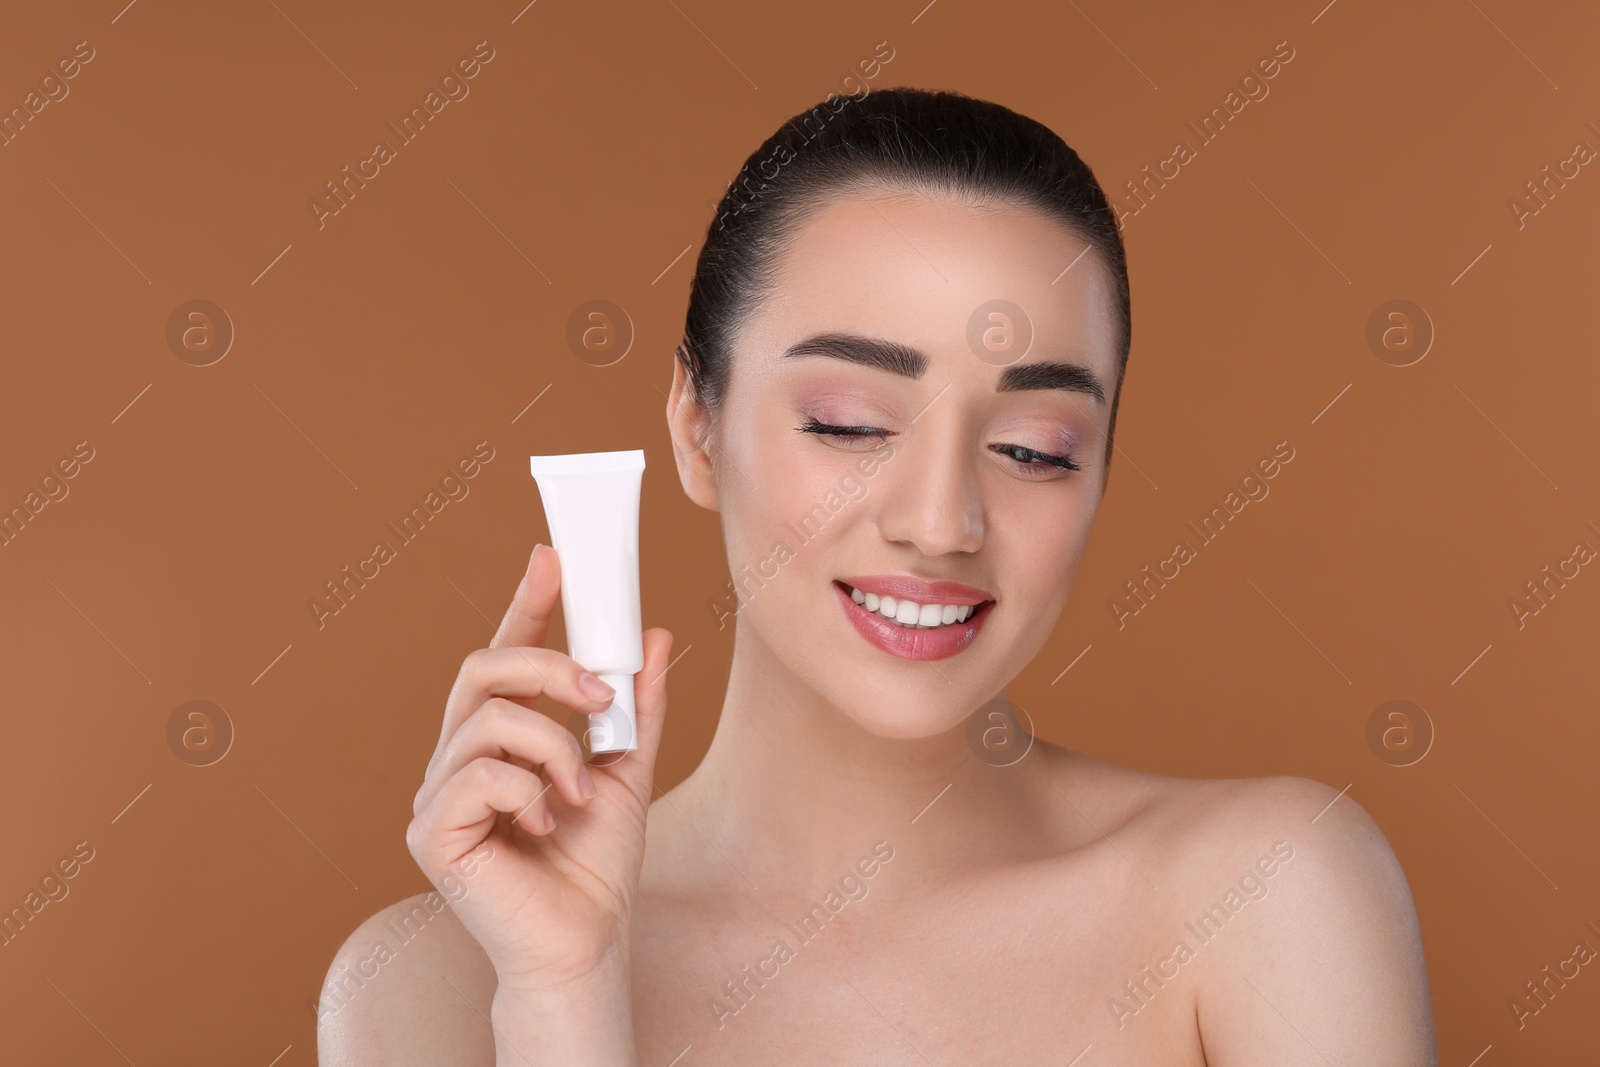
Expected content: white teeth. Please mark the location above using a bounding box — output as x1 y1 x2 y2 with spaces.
844 584 985 629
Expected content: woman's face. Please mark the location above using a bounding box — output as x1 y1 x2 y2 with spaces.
671 186 1122 739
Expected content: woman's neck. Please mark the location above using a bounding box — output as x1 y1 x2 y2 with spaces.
660 622 1070 900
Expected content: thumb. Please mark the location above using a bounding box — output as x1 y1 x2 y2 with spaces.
490 543 560 651
610 627 674 793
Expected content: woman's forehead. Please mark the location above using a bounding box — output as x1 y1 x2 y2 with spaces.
743 192 1120 383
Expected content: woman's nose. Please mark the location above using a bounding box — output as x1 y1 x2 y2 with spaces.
875 434 985 557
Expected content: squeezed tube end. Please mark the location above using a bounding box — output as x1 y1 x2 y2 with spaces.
585 672 639 753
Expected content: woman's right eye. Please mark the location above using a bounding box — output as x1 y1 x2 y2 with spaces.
796 417 892 445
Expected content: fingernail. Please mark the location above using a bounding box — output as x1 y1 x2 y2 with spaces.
541 809 556 832
578 766 597 799
578 672 615 701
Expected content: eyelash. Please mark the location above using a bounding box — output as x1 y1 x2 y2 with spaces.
796 417 1082 474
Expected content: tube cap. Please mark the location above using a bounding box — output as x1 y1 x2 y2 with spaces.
585 672 638 753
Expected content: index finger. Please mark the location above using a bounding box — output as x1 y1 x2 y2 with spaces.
490 543 560 651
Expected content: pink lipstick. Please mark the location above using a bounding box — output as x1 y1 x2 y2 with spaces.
833 576 995 661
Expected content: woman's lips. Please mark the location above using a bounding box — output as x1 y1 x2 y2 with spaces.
833 580 993 662
838 574 993 605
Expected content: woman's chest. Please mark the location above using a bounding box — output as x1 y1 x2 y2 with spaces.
626 871 1211 1066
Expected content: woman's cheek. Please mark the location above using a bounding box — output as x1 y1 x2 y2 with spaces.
730 469 815 560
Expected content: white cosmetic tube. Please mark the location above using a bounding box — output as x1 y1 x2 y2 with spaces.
528 449 646 753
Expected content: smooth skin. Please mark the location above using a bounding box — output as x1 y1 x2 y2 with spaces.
320 186 1437 1065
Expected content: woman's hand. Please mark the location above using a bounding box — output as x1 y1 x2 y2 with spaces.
406 542 673 1000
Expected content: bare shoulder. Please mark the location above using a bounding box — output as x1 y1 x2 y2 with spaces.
1051 752 1414 887
1037 750 1435 1060
317 891 497 1066
1154 773 1418 912
1145 772 1437 1065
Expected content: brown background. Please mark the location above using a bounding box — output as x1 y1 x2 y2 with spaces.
2 0 1597 1062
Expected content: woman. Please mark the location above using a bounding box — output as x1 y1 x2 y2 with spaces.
320 87 1436 1065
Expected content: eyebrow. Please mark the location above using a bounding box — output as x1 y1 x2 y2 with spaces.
779 332 1107 405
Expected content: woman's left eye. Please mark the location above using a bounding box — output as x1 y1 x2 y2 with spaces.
993 443 1082 474
796 418 1080 474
